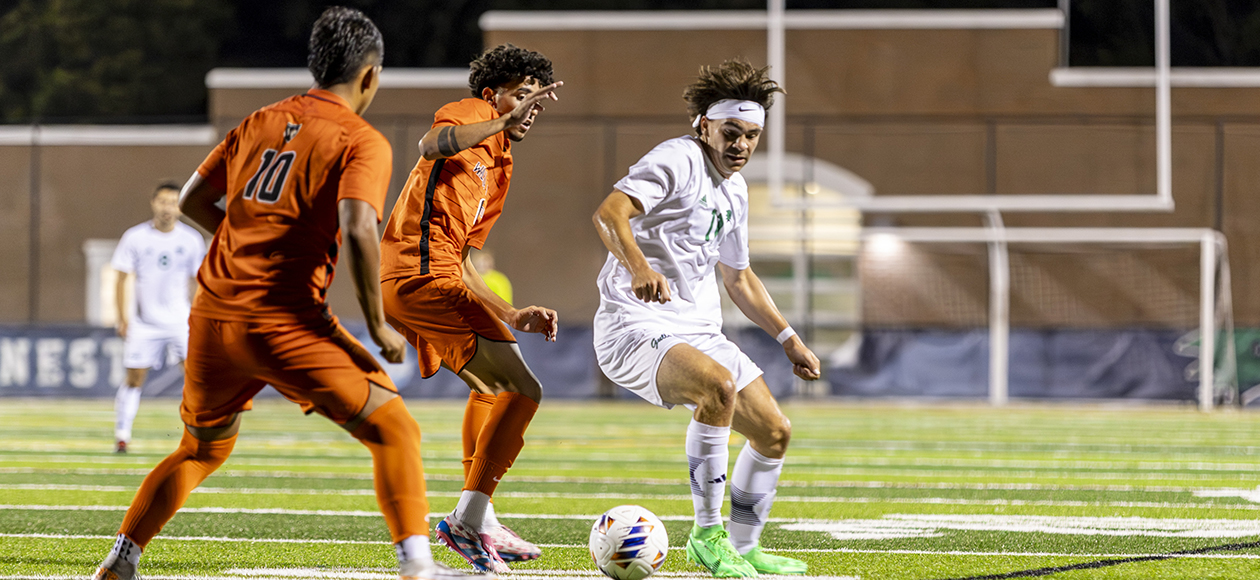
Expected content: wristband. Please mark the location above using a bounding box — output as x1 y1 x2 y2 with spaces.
775 327 797 345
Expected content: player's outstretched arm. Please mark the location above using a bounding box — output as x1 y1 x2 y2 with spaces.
418 81 563 160
338 199 407 363
461 247 558 341
718 263 821 380
593 190 672 304
178 173 226 234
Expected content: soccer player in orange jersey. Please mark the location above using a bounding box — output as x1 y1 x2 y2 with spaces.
380 44 561 572
92 8 488 580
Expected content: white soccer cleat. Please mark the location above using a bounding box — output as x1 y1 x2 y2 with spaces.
484 523 541 562
435 513 511 573
92 561 137 580
401 560 498 580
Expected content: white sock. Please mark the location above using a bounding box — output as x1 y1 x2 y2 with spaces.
728 443 784 554
99 534 141 578
685 419 730 528
396 535 433 575
454 490 491 530
114 385 142 442
484 501 501 528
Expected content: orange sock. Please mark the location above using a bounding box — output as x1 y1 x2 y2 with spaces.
466 391 538 497
119 429 236 548
462 392 497 480
352 396 430 543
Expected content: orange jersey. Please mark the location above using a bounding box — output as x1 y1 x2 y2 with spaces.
380 98 512 280
193 89 392 322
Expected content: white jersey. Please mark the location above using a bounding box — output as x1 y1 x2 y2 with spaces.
596 136 750 335
111 221 205 328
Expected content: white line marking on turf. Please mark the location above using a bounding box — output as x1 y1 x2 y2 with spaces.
6 534 1260 562
831 548 1260 559
11 496 1260 519
9 491 1260 511
783 514 1260 540
13 462 1255 482
0 505 383 516
9 453 1260 475
224 570 858 580
1 467 1253 494
1194 488 1260 503
0 533 380 545
0 569 856 580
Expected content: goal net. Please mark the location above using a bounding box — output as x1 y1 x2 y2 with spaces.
839 229 1237 407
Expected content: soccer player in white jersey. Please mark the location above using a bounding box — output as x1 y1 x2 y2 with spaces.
592 60 820 578
110 182 206 453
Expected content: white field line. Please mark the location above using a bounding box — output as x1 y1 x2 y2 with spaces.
4 535 1260 562
222 570 858 580
0 533 382 545
8 450 1260 472
785 514 1260 540
8 434 1257 456
832 548 1260 559
8 487 1260 510
11 432 1260 456
4 465 1257 483
0 454 462 470
778 468 1260 482
0 467 1246 494
10 499 1260 522
0 573 856 580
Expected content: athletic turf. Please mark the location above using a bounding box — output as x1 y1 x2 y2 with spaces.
3 397 1260 580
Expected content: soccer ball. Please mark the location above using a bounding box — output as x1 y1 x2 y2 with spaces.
589 505 669 580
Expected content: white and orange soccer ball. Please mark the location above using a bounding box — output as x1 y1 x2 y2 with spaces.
588 505 669 580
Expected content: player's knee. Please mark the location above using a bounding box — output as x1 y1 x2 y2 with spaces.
177 427 236 471
186 413 241 442
350 396 420 446
762 414 792 457
125 370 147 388
696 367 737 414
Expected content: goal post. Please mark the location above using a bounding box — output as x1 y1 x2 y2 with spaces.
857 226 1236 410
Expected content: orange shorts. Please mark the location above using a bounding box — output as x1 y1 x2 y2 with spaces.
382 275 515 379
181 314 396 428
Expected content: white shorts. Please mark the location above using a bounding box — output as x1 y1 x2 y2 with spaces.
595 326 763 409
123 323 189 371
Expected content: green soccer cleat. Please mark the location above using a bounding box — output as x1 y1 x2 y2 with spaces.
685 525 759 578
741 545 808 575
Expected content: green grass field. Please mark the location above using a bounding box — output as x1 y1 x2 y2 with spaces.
5 396 1260 580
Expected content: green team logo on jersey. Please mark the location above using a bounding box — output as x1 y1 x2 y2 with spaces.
704 209 724 241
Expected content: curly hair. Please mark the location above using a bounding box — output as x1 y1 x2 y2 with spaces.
307 6 384 88
683 59 784 134
468 44 554 97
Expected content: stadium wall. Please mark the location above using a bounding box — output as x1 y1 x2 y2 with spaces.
5 10 1260 342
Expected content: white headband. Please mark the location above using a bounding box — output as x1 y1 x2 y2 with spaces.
691 99 765 128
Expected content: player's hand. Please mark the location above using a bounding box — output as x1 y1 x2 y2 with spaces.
784 337 821 381
631 267 671 304
116 320 128 339
504 81 563 128
370 325 408 364
510 306 558 341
